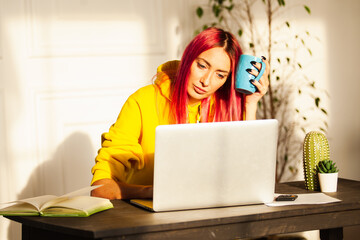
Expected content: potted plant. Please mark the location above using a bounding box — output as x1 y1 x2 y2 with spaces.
194 1 329 183
317 160 339 192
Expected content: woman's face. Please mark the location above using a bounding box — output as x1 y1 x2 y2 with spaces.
187 47 231 106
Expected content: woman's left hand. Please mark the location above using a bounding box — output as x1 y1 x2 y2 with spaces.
245 56 270 104
244 56 270 120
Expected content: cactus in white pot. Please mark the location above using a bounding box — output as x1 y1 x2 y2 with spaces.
317 160 339 192
317 160 339 174
302 131 330 191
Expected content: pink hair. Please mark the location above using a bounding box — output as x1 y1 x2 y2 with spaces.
171 27 244 123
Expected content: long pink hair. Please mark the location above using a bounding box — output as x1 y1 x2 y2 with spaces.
171 27 244 123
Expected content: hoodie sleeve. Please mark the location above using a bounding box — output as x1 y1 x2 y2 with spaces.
91 95 144 184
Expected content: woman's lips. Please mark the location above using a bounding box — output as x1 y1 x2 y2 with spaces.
194 85 207 94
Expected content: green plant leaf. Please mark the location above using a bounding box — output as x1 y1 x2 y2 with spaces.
320 127 327 133
226 4 234 11
277 0 285 6
212 4 221 17
326 161 331 170
298 63 302 68
196 7 204 18
249 42 254 48
321 108 328 115
304 5 311 15
285 21 290 28
315 97 320 107
308 48 313 56
238 29 243 37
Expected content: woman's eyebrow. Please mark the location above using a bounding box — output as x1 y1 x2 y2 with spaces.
198 58 229 74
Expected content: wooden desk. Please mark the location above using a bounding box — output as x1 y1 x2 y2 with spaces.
6 178 360 240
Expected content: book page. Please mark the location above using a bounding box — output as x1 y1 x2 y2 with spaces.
0 202 39 216
41 195 113 217
45 196 111 211
1 185 104 215
9 195 58 211
40 185 102 211
61 185 102 198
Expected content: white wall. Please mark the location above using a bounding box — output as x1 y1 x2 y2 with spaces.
324 1 360 237
324 0 360 181
0 0 193 239
0 0 359 240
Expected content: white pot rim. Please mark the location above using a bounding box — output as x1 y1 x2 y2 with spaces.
318 172 339 176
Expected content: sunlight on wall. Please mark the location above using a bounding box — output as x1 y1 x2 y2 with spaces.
1 1 169 240
28 0 164 56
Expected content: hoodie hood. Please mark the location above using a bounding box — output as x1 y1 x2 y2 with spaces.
154 60 180 101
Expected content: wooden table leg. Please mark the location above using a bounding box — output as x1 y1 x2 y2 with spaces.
320 227 343 240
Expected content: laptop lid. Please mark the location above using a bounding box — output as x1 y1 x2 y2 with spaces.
135 119 278 212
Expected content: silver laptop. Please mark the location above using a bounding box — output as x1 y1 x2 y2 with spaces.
131 119 278 212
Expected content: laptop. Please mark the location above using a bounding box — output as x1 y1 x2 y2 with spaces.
131 119 278 212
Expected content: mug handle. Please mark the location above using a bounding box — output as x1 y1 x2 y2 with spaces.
254 60 266 81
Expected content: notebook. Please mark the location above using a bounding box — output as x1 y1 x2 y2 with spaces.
131 119 278 212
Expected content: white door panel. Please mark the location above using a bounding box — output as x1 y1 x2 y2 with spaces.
0 0 193 239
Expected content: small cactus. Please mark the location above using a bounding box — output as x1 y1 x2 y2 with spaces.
303 131 330 191
317 160 339 174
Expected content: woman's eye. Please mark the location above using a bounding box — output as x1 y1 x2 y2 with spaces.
197 62 206 69
217 73 225 79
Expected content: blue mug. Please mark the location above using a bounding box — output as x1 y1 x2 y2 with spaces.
235 55 266 94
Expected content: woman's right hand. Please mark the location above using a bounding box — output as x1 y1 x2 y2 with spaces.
91 178 153 200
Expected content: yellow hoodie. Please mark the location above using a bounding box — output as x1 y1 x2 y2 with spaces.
91 61 204 185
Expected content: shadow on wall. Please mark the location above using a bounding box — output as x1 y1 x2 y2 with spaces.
7 132 95 240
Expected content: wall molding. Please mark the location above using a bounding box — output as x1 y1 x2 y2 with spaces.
26 0 165 57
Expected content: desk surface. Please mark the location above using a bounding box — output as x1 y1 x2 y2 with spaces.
7 178 360 240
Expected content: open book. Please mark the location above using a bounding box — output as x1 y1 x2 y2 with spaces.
0 186 113 217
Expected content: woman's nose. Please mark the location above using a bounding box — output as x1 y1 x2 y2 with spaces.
200 72 211 86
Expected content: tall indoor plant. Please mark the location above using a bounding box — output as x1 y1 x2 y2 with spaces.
194 0 328 182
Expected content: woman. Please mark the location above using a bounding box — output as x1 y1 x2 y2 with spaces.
91 27 270 199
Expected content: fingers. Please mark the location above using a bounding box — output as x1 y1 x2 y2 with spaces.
250 56 270 95
261 56 270 76
251 79 268 95
247 56 269 77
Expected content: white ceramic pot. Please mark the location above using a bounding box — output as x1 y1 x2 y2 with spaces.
318 172 338 192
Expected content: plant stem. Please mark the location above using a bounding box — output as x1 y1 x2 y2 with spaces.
267 0 275 119
245 0 256 56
